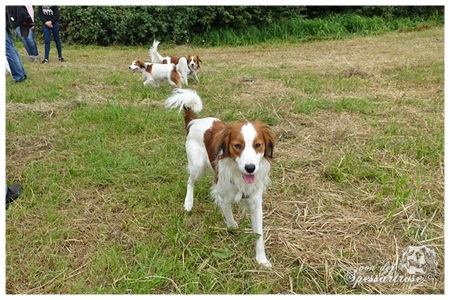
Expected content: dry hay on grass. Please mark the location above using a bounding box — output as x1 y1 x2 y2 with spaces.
227 76 303 109
263 108 443 293
204 29 443 102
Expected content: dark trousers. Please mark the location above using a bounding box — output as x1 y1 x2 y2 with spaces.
42 22 62 60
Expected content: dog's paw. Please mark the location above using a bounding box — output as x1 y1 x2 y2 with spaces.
226 220 239 229
184 195 194 212
257 258 272 269
184 202 193 212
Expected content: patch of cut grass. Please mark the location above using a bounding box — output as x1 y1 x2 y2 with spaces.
293 97 374 115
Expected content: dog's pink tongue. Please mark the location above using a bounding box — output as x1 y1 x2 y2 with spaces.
242 174 255 184
191 65 198 71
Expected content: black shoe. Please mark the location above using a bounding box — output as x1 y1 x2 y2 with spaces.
59 57 64 62
6 184 22 209
42 59 49 64
13 75 27 83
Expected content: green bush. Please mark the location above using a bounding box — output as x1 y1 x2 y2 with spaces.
50 6 443 46
58 6 304 46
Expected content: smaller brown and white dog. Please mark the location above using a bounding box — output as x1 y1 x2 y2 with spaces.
129 60 181 88
149 40 202 84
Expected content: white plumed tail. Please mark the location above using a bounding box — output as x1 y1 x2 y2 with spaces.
149 40 163 63
164 88 203 113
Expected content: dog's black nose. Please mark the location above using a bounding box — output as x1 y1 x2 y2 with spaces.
245 164 256 174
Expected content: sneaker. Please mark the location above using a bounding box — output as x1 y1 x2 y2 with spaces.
6 184 22 209
42 59 49 64
13 75 27 83
59 57 64 62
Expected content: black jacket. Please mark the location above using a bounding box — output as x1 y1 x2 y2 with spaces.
38 6 60 23
6 6 34 37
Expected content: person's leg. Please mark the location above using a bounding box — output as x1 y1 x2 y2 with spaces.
52 22 63 60
5 29 26 81
15 27 32 58
27 28 39 59
42 23 51 62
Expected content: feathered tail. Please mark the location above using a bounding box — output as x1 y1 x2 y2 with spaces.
164 88 203 131
149 40 164 63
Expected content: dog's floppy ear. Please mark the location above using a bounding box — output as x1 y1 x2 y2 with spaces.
211 126 231 159
197 56 202 65
262 125 275 161
136 60 145 68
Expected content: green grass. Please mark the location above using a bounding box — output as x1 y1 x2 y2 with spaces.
195 13 444 46
5 26 444 294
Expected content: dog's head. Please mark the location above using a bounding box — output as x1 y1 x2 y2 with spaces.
212 121 275 184
129 60 150 73
187 55 202 72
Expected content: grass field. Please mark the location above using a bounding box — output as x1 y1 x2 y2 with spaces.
5 26 444 294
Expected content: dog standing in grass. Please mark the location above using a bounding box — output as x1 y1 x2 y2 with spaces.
129 59 182 88
150 40 202 85
165 88 275 267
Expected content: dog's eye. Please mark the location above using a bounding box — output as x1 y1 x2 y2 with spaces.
233 143 243 150
254 143 262 149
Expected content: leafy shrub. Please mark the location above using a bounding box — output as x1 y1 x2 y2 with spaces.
57 6 304 45
51 6 443 46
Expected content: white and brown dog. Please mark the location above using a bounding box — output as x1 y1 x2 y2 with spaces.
165 88 275 267
150 40 202 85
129 59 181 88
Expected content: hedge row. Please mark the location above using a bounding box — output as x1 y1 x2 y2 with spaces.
57 6 305 46
33 6 443 46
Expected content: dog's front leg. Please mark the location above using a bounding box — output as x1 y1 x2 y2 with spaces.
144 79 158 87
218 198 238 229
193 73 200 84
248 194 271 268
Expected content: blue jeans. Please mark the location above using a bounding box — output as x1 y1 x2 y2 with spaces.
15 26 39 57
42 22 62 60
5 27 26 81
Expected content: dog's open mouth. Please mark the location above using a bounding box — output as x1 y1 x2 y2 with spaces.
190 65 198 71
242 174 255 184
131 69 136 73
